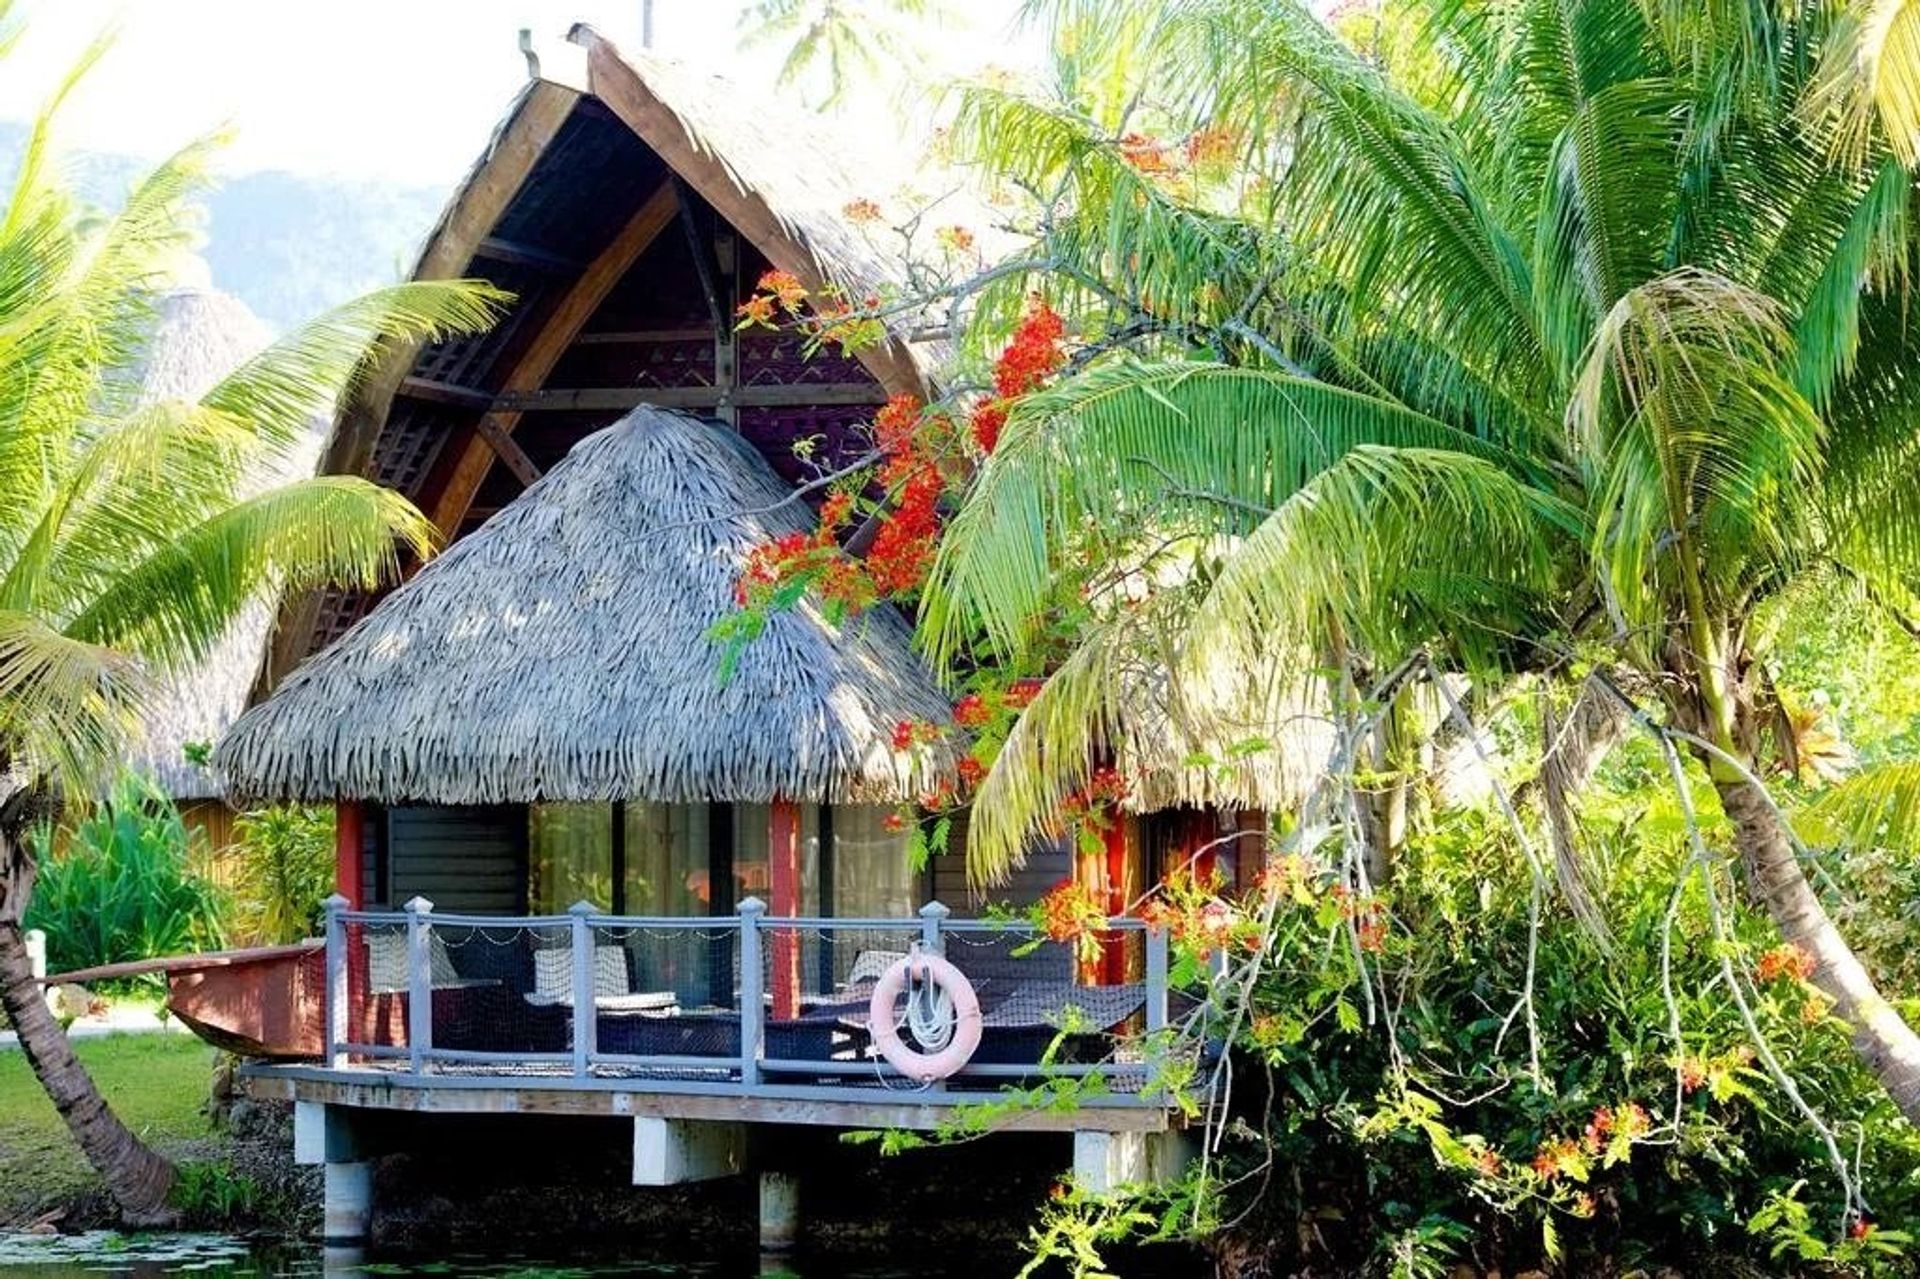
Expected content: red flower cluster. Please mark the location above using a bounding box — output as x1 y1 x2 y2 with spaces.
1581 1101 1649 1156
972 298 1066 454
1004 678 1044 708
1039 879 1109 963
1755 942 1816 984
953 693 991 727
867 456 943 595
1118 131 1172 173
843 197 883 223
1060 765 1130 827
891 719 941 752
957 757 986 787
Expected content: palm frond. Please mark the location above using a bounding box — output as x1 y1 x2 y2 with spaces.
1805 0 1920 167
63 477 436 671
1797 760 1920 848
1187 445 1575 676
921 359 1543 668
201 280 510 454
0 609 143 790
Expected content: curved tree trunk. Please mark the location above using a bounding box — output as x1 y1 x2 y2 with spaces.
1714 772 1920 1121
0 819 177 1225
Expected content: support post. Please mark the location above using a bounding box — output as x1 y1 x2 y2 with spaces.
768 800 801 1020
403 897 433 1074
323 894 349 1068
334 802 364 907
1145 926 1169 1035
570 900 597 1076
738 897 765 1088
322 1160 374 1246
918 900 949 957
759 1171 800 1253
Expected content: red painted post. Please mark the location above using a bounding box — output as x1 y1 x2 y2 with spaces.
334 801 364 908
768 799 801 1020
334 801 366 1048
1100 818 1130 985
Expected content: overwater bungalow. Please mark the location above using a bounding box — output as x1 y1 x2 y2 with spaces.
201 29 1221 1246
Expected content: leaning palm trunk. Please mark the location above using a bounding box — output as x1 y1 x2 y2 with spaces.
0 824 176 1222
1713 773 1920 1121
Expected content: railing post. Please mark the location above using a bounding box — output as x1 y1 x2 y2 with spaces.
404 897 434 1074
1145 925 1169 1036
739 897 765 1089
918 900 948 956
323 894 349 1069
569 901 597 1077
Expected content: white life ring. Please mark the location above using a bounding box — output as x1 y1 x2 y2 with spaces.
868 951 982 1081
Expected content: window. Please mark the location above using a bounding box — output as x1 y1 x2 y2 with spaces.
529 803 612 911
623 803 710 916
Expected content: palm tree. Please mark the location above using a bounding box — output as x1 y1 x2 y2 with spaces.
922 0 1920 1117
0 24 502 1221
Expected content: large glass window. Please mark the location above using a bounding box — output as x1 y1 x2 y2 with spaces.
623 803 710 916
731 802 821 914
831 805 917 918
529 803 613 911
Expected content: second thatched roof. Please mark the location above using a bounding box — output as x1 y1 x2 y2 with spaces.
216 407 960 807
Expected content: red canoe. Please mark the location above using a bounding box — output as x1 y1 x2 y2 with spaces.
44 942 325 1059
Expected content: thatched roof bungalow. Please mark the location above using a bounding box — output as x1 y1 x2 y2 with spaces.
229 31 1308 964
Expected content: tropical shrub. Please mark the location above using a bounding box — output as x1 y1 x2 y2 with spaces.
23 773 225 974
227 805 333 945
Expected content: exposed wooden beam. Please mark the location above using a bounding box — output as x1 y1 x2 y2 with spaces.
573 327 712 345
398 376 493 410
264 80 582 695
475 235 584 273
427 181 682 536
574 28 928 403
492 382 890 412
398 379 890 413
473 417 544 488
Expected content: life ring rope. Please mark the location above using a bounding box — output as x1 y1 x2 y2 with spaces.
868 949 982 1082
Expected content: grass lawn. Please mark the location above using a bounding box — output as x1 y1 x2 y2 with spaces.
0 1034 216 1222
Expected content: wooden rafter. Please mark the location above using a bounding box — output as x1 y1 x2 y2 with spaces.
426 181 681 536
574 28 928 403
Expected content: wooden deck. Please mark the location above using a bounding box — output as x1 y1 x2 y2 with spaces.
241 1063 1175 1132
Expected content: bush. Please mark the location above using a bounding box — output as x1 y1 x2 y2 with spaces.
24 774 226 974
1181 800 1920 1276
227 805 334 944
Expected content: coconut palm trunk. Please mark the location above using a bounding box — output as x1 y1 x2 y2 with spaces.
1712 770 1920 1120
0 823 176 1223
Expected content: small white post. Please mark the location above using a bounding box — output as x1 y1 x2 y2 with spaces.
918 900 949 956
403 897 434 1074
738 897 765 1088
569 900 597 1076
24 929 48 1013
323 894 350 1069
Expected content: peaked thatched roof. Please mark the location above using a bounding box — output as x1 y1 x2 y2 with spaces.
567 26 1001 385
129 288 326 801
217 407 960 807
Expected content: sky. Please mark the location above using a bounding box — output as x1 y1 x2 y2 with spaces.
0 1 1029 185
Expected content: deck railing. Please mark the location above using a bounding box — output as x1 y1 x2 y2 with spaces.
320 894 1179 1105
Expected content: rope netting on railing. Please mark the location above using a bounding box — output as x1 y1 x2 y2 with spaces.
321 897 1178 1095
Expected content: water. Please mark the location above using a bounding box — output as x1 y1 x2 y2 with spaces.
0 1234 964 1279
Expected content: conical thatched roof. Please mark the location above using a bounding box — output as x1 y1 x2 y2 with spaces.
217 407 960 807
130 288 326 800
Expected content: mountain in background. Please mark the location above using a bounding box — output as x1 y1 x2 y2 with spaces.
0 120 449 332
